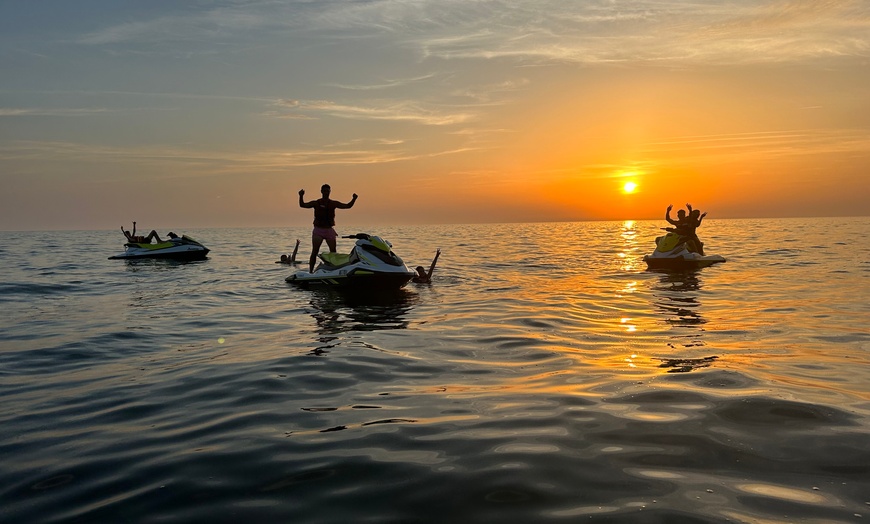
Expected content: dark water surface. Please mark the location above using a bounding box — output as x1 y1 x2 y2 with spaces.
1 219 869 523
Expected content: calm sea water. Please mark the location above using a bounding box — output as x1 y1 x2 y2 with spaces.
1 218 869 523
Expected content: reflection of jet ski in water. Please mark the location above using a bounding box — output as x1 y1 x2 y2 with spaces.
643 228 725 270
109 234 210 261
286 233 415 290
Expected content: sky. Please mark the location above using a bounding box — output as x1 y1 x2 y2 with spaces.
1 0 869 231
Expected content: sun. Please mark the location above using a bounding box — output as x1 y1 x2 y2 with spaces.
622 181 638 194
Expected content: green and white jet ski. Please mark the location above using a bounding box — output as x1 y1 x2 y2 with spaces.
286 233 415 290
109 234 210 261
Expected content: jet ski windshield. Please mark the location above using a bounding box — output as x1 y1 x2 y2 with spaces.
359 243 405 266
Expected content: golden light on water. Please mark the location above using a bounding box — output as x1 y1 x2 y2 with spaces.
618 220 643 272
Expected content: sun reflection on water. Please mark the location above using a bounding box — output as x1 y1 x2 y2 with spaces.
618 220 642 272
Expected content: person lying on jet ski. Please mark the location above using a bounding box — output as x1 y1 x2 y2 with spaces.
121 221 162 244
299 184 358 272
413 248 441 283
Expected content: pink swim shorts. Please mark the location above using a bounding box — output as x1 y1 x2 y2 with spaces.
312 226 337 241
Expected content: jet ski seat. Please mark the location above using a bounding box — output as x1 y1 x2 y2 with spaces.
124 241 174 250
318 251 359 268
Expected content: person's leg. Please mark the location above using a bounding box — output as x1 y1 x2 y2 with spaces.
145 230 162 243
310 235 324 272
325 237 337 252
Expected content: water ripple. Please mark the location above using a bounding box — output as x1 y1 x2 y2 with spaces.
1 221 869 523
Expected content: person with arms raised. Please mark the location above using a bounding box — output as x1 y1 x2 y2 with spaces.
298 184 358 273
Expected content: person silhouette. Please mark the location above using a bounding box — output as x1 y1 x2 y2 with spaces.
121 221 162 244
413 249 441 283
298 184 357 272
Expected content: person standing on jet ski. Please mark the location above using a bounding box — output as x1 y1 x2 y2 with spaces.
299 184 358 273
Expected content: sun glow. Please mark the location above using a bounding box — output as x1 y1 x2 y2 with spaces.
622 181 638 194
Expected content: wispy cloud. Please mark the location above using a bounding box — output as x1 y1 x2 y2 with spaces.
0 107 112 117
76 6 279 46
0 138 477 173
267 98 475 125
327 74 438 91
66 1 869 66
643 129 870 161
418 0 863 65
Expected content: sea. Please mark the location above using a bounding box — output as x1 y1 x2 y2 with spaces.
1 218 868 524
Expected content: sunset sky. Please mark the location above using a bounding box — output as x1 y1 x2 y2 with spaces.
2 1 869 231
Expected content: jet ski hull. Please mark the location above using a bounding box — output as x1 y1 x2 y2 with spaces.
643 253 725 270
286 233 415 291
643 231 724 270
286 269 414 289
109 236 209 261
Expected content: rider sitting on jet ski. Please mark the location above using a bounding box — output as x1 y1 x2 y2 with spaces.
665 204 706 255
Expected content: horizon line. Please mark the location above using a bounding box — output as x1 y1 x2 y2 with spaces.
1 214 867 233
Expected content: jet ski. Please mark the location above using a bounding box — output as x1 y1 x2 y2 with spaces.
286 233 415 290
109 234 210 261
643 229 725 270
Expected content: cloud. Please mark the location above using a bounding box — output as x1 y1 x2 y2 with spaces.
327 74 438 91
643 129 870 162
451 78 530 103
368 0 870 65
268 98 475 125
0 107 112 117
0 138 476 174
76 5 279 46
65 1 869 66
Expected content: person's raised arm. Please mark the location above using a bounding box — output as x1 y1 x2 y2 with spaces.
298 189 314 208
665 204 678 226
427 248 441 278
335 193 358 209
696 211 707 226
290 239 300 263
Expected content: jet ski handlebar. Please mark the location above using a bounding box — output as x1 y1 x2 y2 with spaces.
343 233 372 240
